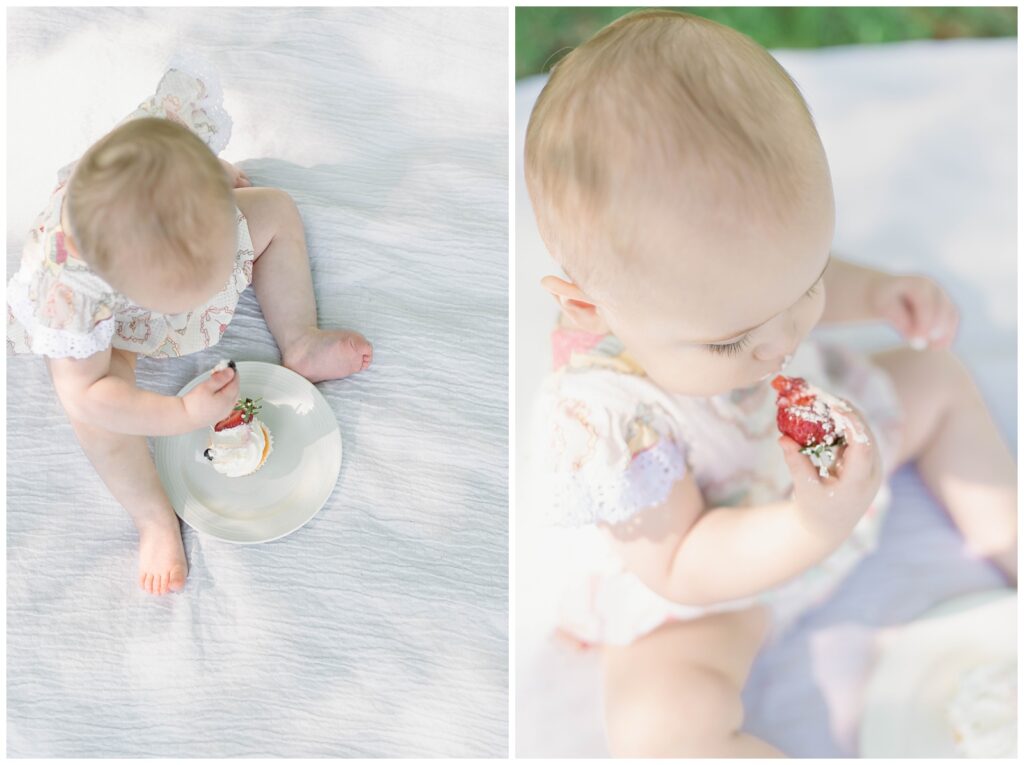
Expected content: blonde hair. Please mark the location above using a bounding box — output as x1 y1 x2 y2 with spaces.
524 10 830 304
66 117 235 293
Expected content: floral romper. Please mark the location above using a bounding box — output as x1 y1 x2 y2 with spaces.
7 56 256 360
532 328 904 645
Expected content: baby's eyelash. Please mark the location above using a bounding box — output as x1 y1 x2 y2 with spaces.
705 282 820 356
705 334 751 356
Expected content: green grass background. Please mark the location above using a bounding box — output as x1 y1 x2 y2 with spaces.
516 6 1017 78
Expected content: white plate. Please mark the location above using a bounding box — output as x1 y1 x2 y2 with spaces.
859 588 1017 758
154 361 342 544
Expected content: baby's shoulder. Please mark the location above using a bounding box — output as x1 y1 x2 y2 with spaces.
8 195 123 358
543 327 671 405
532 358 688 529
120 53 233 156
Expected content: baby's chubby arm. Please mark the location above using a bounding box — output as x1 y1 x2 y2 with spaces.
48 348 240 437
821 256 959 349
605 407 883 606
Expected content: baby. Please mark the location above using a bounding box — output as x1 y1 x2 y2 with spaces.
7 62 372 596
524 10 1017 758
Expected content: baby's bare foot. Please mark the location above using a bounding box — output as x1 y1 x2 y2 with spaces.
283 328 373 383
138 515 188 595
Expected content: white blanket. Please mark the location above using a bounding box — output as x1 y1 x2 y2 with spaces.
7 7 508 757
515 38 1015 757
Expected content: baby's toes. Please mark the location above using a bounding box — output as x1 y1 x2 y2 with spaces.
168 565 187 592
347 334 371 354
348 336 373 368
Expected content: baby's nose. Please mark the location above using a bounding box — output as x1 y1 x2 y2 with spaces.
754 346 789 363
753 317 801 362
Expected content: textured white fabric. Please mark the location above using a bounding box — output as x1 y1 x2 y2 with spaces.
516 38 1016 757
7 7 507 757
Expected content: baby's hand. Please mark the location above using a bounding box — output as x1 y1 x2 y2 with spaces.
778 403 883 541
870 273 959 350
182 364 240 430
219 158 252 189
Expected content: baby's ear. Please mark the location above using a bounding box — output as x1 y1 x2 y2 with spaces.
540 275 609 334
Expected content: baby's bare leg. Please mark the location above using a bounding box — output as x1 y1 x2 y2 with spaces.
872 347 1017 583
603 605 783 758
234 187 372 382
48 349 187 595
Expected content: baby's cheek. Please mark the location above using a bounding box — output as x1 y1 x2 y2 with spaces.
649 353 743 396
810 289 827 328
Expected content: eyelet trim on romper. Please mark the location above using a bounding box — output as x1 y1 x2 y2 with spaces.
168 49 234 156
549 437 687 527
7 280 114 359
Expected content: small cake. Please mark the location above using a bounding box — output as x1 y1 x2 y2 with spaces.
772 375 865 477
203 397 273 477
946 660 1017 758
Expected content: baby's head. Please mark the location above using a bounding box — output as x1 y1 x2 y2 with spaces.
525 10 834 396
64 117 237 314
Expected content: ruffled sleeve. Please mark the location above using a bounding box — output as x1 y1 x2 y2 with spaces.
536 372 688 528
7 230 122 359
122 52 233 155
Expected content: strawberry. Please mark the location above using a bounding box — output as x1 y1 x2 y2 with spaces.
771 375 816 408
776 405 836 448
772 375 845 476
214 397 262 432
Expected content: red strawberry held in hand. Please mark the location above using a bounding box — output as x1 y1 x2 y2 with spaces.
772 375 845 476
213 397 262 432
771 375 815 407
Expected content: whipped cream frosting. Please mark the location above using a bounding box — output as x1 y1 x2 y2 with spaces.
206 417 272 477
946 660 1017 758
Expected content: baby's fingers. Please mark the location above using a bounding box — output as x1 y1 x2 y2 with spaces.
835 438 870 481
778 436 824 489
929 297 960 350
207 366 237 393
834 411 879 482
217 374 241 402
